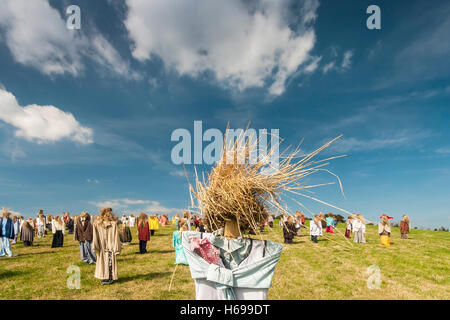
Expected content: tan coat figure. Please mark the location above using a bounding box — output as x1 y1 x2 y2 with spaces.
92 208 121 284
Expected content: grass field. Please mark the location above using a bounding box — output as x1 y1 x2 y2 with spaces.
1 220 449 300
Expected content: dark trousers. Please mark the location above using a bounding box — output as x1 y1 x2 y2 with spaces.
150 230 155 236
311 235 318 243
139 240 147 253
284 236 293 244
51 231 64 248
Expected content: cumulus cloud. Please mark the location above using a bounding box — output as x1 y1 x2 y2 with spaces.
89 198 183 214
125 0 320 96
0 0 135 78
0 88 93 144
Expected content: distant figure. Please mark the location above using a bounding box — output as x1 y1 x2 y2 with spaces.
325 213 334 234
92 207 121 285
319 212 327 229
51 216 65 248
400 215 410 240
118 220 132 246
268 214 274 228
174 213 180 230
75 211 96 264
36 210 46 238
161 214 169 226
46 214 53 233
0 209 16 257
172 221 188 265
310 215 322 243
64 212 74 234
183 211 191 231
345 215 353 239
12 216 20 244
129 214 136 227
21 218 35 246
283 216 297 244
353 214 366 243
378 214 392 246
148 214 159 236
137 212 150 254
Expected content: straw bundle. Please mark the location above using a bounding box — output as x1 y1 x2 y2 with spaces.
189 127 345 235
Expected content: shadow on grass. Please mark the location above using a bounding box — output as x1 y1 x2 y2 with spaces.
149 249 174 254
117 271 172 283
0 269 31 279
14 250 56 257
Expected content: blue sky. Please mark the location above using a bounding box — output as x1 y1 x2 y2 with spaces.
0 0 449 228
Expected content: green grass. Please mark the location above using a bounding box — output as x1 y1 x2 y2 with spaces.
1 221 449 300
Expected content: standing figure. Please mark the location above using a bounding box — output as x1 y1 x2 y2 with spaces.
0 209 16 257
172 221 188 265
137 213 150 254
148 214 159 236
12 216 20 244
174 213 180 230
378 214 392 246
129 214 136 227
283 216 297 244
268 214 274 228
51 216 65 248
46 214 53 233
183 211 192 231
309 215 322 243
325 213 334 234
75 211 96 264
352 214 366 243
400 215 410 239
20 218 35 246
36 211 46 238
92 207 121 285
345 215 353 239
64 212 74 234
118 220 132 246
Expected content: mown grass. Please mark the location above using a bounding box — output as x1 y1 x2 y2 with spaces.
0 221 448 300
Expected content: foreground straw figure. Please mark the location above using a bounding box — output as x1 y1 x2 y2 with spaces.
181 128 344 300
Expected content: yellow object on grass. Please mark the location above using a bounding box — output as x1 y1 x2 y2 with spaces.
380 235 390 246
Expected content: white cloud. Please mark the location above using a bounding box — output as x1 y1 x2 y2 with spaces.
169 169 185 177
125 0 320 96
321 49 353 74
89 198 183 214
0 88 93 144
86 178 100 184
341 50 353 69
436 147 450 154
0 0 135 78
329 130 433 153
322 62 335 74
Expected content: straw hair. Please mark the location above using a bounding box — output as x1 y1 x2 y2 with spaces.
96 207 114 224
357 213 364 223
403 214 410 223
2 208 10 218
137 212 148 227
189 126 344 234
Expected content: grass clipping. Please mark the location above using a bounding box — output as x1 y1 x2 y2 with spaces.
189 129 344 235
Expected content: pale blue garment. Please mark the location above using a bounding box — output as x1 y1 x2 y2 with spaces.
182 230 282 300
325 217 334 227
172 231 188 265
